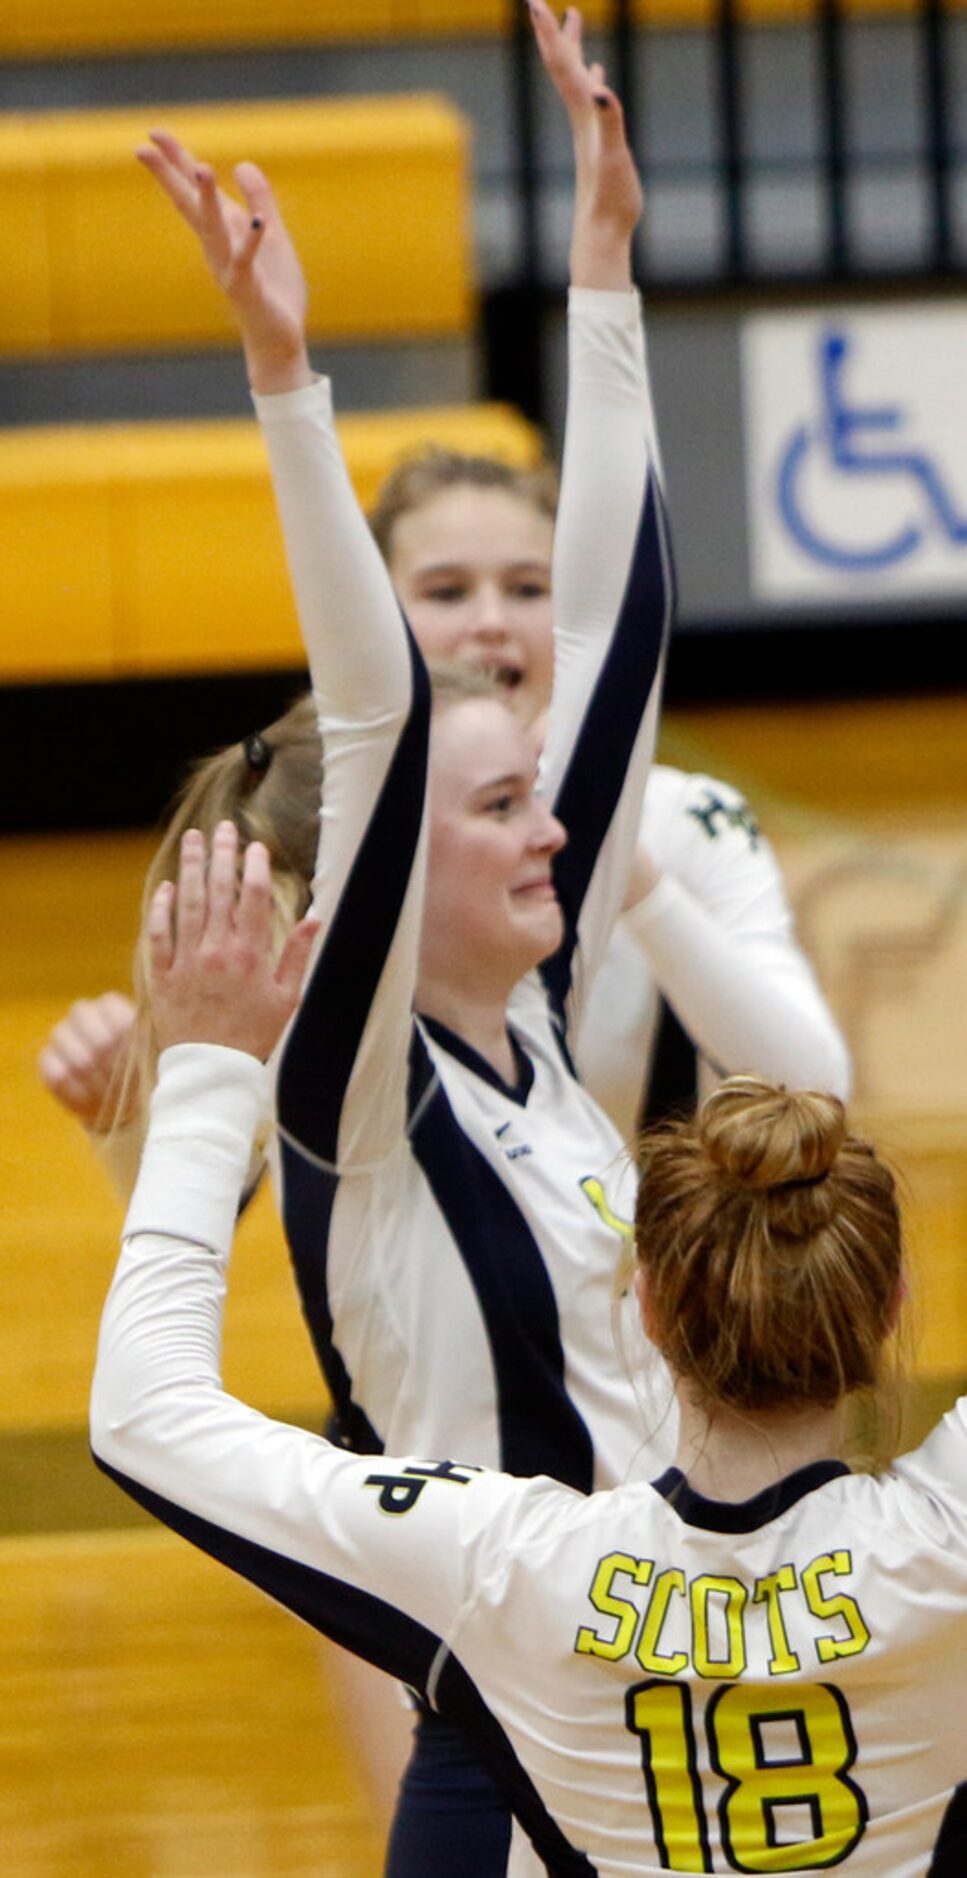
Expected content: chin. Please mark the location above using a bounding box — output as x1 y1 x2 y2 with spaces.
522 904 565 967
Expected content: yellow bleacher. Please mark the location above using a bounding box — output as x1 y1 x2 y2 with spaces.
0 94 473 356
0 403 542 682
0 0 950 59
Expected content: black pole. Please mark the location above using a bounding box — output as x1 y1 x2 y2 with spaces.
483 0 548 425
816 0 849 275
714 0 747 279
921 0 953 270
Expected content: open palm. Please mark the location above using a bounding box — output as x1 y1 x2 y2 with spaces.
528 0 643 236
137 130 308 365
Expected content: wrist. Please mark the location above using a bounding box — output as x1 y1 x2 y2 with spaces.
243 340 314 397
569 222 635 292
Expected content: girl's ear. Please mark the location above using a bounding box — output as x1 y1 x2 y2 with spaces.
886 1273 907 1336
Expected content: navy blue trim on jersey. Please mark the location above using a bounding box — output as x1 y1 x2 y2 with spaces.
93 1454 441 1687
276 623 431 1160
408 1027 596 1494
542 477 673 1027
435 1651 599 1876
386 1712 513 1878
652 1460 851 1533
420 1014 536 1106
929 1781 967 1873
639 997 699 1128
278 1136 383 1455
275 625 429 1454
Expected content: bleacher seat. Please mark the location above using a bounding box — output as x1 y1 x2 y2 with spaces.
0 0 917 59
0 95 473 355
0 402 541 681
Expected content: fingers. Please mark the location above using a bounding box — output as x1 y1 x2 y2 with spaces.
528 0 590 103
234 839 274 957
234 160 276 224
173 828 207 954
275 913 322 1009
205 820 240 947
193 161 236 268
146 877 176 984
136 130 205 226
148 128 206 184
37 990 137 1126
561 5 585 53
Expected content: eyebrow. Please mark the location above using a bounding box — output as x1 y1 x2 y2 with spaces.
468 769 536 800
413 558 552 579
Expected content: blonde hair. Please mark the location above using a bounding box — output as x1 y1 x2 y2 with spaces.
634 1076 903 1427
369 445 558 563
119 693 322 1139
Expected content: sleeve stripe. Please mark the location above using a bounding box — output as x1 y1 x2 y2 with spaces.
92 1453 441 1690
542 477 674 1023
276 626 431 1162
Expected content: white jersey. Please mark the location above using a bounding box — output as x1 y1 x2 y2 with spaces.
579 766 851 1139
256 287 677 1491
93 1045 967 1878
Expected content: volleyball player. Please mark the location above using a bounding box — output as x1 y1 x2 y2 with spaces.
91 819 967 1878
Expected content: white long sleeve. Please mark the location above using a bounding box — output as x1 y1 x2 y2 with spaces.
577 766 850 1134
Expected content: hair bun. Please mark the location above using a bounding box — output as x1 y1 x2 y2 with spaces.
698 1076 847 1191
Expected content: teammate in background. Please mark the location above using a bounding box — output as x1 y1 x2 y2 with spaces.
92 822 967 1878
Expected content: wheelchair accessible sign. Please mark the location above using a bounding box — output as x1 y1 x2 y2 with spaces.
742 303 967 602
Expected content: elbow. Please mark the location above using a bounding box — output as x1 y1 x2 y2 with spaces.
773 1029 853 1105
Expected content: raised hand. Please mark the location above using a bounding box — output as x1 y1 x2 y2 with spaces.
527 0 643 287
148 823 319 1059
38 992 138 1132
136 130 312 392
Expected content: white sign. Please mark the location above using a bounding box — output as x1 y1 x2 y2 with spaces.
742 303 967 602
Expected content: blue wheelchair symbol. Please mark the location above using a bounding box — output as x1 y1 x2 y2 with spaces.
776 327 967 571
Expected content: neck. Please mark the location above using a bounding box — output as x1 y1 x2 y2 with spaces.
416 978 517 1083
673 1390 845 1504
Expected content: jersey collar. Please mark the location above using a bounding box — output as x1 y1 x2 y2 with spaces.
418 1015 535 1106
651 1460 851 1533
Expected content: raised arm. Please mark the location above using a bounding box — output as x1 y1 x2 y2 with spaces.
90 835 518 1718
623 773 852 1097
137 137 431 1169
526 4 673 1032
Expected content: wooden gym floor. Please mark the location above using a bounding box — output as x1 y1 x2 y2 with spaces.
2 690 967 1874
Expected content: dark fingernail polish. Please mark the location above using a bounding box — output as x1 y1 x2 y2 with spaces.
251 217 263 230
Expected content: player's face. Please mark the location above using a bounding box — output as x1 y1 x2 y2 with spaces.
386 486 555 729
420 698 566 995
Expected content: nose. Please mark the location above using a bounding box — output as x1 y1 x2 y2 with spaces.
471 584 510 637
532 801 567 855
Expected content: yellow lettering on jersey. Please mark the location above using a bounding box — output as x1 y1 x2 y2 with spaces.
802 1551 870 1663
753 1566 802 1676
637 1567 689 1676
575 1552 652 1661
691 1575 748 1680
579 1175 634 1239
